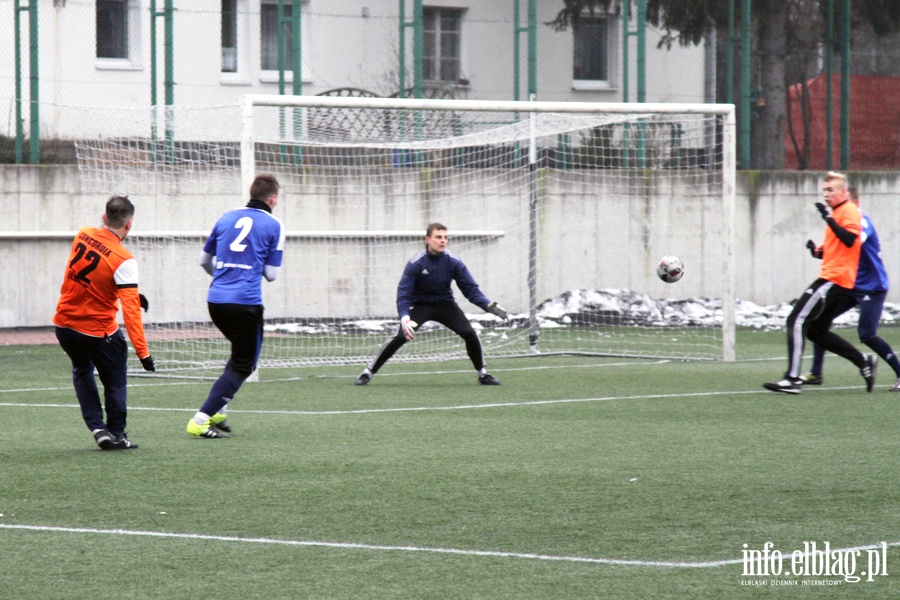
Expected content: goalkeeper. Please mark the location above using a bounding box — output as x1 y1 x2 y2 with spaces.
799 187 900 390
763 172 875 394
355 222 508 386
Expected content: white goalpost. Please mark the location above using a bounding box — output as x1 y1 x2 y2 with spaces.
74 96 735 375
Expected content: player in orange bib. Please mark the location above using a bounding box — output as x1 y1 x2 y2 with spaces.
763 172 876 394
54 195 155 450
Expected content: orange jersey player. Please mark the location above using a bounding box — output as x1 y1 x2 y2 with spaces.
53 195 155 450
763 172 875 395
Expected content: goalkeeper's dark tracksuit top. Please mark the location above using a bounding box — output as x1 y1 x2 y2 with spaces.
396 249 490 319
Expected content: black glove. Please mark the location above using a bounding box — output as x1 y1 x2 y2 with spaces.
814 202 830 220
805 239 822 259
486 301 509 320
140 355 156 372
139 293 149 312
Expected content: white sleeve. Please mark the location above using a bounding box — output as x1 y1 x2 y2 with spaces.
264 264 280 282
114 257 139 286
199 250 215 276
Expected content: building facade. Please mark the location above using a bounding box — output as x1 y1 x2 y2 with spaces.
1 0 710 145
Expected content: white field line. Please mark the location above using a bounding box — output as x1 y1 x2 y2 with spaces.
0 383 874 416
0 359 674 393
0 524 896 569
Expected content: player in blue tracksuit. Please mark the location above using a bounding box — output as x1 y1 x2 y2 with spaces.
801 187 900 391
355 222 509 386
187 173 285 437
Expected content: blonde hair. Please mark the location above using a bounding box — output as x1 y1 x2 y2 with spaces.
824 171 847 187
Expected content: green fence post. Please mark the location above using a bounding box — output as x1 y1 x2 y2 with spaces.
28 0 39 164
840 0 850 170
825 0 833 169
740 0 750 169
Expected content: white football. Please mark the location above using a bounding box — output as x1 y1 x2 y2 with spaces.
657 256 684 283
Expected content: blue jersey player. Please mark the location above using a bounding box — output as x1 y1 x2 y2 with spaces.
355 222 509 386
801 187 900 391
187 173 285 437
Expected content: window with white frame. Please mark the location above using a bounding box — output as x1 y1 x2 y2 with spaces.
423 7 464 83
96 0 128 59
573 15 615 88
96 0 140 66
222 0 238 72
260 0 310 80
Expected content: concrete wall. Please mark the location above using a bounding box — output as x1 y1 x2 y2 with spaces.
2 165 899 328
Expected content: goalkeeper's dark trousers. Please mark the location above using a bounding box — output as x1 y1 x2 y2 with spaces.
367 301 485 374
784 278 866 379
56 326 129 436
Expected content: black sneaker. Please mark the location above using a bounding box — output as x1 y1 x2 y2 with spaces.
93 428 117 450
354 372 372 386
478 373 501 385
763 378 801 394
861 354 877 393
114 433 138 450
94 430 138 450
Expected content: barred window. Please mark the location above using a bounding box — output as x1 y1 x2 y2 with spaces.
423 7 463 83
261 1 294 71
573 16 610 82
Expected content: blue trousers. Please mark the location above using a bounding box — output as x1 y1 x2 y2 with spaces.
810 288 900 377
56 326 129 435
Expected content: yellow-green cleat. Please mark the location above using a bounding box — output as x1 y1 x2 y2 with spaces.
209 412 231 433
186 419 230 438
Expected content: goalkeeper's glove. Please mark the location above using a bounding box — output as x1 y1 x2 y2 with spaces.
486 301 508 320
400 315 418 341
139 293 149 312
814 202 830 220
805 239 822 259
140 355 156 372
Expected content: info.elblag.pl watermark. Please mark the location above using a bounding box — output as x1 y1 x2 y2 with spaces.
741 541 889 586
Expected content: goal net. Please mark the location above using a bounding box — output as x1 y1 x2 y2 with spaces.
74 96 735 375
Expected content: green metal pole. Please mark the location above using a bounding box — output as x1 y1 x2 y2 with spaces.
740 0 751 168
527 0 537 97
840 0 850 170
398 0 406 97
413 0 423 99
622 0 630 102
292 3 302 164
622 0 631 167
636 0 645 102
151 0 158 152
28 0 39 164
825 0 833 169
726 0 734 105
513 0 520 101
277 0 286 95
165 0 174 161
14 0 23 164
292 1 302 96
636 0 646 166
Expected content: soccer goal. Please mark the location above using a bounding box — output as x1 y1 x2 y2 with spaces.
74 96 735 374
